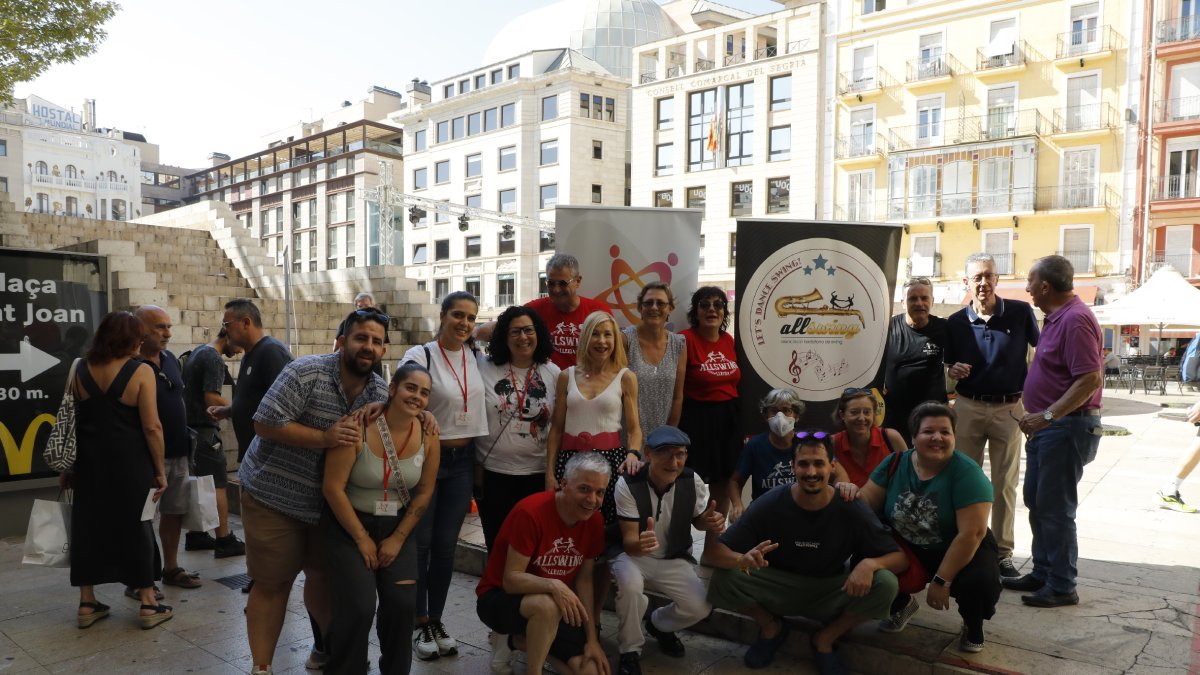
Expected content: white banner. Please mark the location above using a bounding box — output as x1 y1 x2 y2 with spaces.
553 206 702 329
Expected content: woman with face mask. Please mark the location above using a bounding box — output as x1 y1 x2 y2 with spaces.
725 389 809 523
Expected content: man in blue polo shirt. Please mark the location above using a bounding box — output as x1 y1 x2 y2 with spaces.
944 253 1039 579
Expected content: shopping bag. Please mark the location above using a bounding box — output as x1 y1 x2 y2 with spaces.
22 498 72 567
182 475 219 532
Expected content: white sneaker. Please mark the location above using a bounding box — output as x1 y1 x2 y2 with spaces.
489 632 514 675
304 648 328 670
430 620 458 656
414 624 440 661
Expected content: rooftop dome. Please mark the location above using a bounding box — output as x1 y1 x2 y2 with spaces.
482 0 682 79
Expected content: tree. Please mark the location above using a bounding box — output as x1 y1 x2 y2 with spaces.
0 1 121 106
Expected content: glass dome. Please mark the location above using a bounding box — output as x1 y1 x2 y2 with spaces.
483 0 682 79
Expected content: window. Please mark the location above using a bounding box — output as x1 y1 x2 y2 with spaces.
435 160 450 184
459 79 470 94
1065 74 1101 131
452 117 464 139
862 0 885 14
484 108 498 131
847 171 875 220
275 207 283 233
915 96 943 146
849 108 875 156
443 84 454 98
728 233 737 266
540 140 558 165
435 239 450 261
1068 3 1100 55
540 184 558 209
35 192 50 213
731 181 753 216
498 274 516 307
605 97 615 121
498 232 515 254
417 281 427 291
768 178 790 214
539 273 549 296
327 194 338 224
687 186 706 213
35 161 48 175
851 46 876 90
501 103 515 127
542 95 558 120
580 93 590 117
309 198 317 228
328 226 338 265
413 129 426 152
985 86 1017 139
593 140 603 159
435 202 449 223
654 190 673 207
655 143 674 175
465 276 481 299
434 278 450 303
0 139 6 156
345 190 355 221
475 73 486 89
328 161 339 179
491 69 503 84
591 184 602 204
499 146 516 171
436 120 449 143
507 63 520 78
916 32 945 79
983 230 1013 275
468 112 481 136
499 188 517 213
688 89 718 171
457 154 479 180
1063 148 1099 207
770 75 792 111
412 243 428 264
1061 226 1094 273
413 167 428 190
984 18 1018 68
65 195 75 214
726 82 754 167
142 170 156 185
657 97 674 129
769 126 791 161
466 236 482 258
910 234 938 276
466 194 482 209
540 231 554 252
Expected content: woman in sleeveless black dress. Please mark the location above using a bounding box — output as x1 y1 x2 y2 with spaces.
68 311 172 629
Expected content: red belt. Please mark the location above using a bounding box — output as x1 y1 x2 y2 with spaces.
561 431 621 452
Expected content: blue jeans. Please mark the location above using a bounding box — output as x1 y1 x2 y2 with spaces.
415 441 475 620
1023 414 1101 593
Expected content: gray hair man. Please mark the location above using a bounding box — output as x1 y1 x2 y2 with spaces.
883 277 949 444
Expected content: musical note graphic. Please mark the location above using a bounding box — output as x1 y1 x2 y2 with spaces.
788 350 849 383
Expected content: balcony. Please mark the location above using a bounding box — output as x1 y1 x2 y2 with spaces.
837 66 894 99
639 71 657 84
1154 95 1200 124
906 254 942 278
834 132 887 161
990 252 1017 276
665 64 684 78
1157 16 1200 45
1035 184 1117 211
888 188 1035 221
1151 174 1200 201
723 52 747 67
834 200 888 223
695 58 715 73
905 55 953 85
754 45 778 59
1055 26 1120 62
1050 103 1117 135
1056 249 1113 275
976 40 1030 74
960 109 1046 143
496 294 515 307
1152 250 1199 277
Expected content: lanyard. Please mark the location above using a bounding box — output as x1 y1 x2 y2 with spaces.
438 343 469 412
508 364 534 414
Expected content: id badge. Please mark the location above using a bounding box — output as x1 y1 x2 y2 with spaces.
455 411 474 427
511 420 530 435
375 500 399 516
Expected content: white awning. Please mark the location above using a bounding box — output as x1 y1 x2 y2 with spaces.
985 27 1017 58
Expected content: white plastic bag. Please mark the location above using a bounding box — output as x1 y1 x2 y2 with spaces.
22 498 71 568
182 475 219 532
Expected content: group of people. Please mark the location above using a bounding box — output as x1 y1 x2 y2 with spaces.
60 250 1114 675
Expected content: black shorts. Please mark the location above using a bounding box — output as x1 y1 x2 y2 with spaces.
476 588 587 664
190 427 228 489
679 397 741 484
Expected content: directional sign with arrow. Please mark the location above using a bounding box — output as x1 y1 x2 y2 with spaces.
0 341 61 383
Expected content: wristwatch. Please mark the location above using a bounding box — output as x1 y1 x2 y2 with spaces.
931 574 951 588
1042 409 1055 422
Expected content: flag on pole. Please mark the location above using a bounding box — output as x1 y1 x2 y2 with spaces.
706 111 720 153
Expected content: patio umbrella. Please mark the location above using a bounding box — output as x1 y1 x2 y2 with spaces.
1091 265 1200 363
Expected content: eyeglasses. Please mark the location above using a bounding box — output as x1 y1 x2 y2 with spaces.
546 279 576 290
795 431 830 440
842 387 873 396
508 326 537 337
697 300 726 311
220 320 233 329
156 370 174 391
969 273 998 284
641 299 670 308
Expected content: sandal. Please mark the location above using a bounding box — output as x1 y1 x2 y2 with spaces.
77 601 110 629
139 603 173 629
125 585 165 601
162 567 202 589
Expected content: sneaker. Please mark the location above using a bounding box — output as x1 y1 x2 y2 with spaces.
488 632 514 675
743 621 789 669
304 647 328 670
998 558 1020 578
1157 490 1198 513
414 624 440 661
429 620 458 656
214 533 246 558
617 652 642 675
184 531 216 550
644 616 685 657
959 624 985 653
878 596 919 633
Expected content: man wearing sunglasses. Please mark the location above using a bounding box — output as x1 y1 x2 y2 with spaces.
944 253 1039 580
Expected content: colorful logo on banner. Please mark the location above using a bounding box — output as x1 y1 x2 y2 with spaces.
594 245 679 325
740 238 889 400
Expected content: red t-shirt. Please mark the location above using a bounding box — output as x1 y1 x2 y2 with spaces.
681 328 740 401
476 490 605 597
526 296 613 370
833 426 895 488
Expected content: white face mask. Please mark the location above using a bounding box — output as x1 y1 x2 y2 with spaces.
768 412 795 437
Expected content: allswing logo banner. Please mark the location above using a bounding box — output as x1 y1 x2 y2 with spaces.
735 221 902 430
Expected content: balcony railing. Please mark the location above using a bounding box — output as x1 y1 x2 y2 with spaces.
1056 249 1113 275
695 58 715 73
1035 184 1116 210
1155 95 1200 123
888 188 1035 220
960 109 1046 142
787 39 810 54
906 55 952 82
976 40 1030 71
724 52 747 67
1051 103 1117 133
1152 251 1198 276
1151 174 1200 201
754 45 778 59
834 199 889 223
834 132 887 160
990 252 1016 276
1157 15 1200 44
496 294 515 307
906 255 942 278
837 66 894 95
1056 25 1120 59
666 64 684 78
639 71 657 84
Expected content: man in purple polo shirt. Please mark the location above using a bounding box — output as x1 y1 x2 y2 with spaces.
1005 255 1103 608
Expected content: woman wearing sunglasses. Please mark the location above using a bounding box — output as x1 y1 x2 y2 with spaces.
679 286 741 512
833 387 908 488
726 388 805 523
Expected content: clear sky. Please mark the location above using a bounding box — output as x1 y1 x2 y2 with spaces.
15 0 783 169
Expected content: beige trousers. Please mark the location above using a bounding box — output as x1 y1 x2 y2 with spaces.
953 396 1022 558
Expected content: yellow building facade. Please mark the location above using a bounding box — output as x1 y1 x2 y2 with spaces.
830 0 1135 301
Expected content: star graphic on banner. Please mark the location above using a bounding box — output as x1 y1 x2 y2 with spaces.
803 265 813 275
827 266 837 275
813 254 828 269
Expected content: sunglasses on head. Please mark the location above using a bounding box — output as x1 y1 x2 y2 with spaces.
842 387 873 396
795 430 829 440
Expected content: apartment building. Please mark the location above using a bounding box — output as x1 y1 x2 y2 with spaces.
829 0 1137 301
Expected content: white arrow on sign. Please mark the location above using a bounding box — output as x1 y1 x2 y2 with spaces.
0 341 61 382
